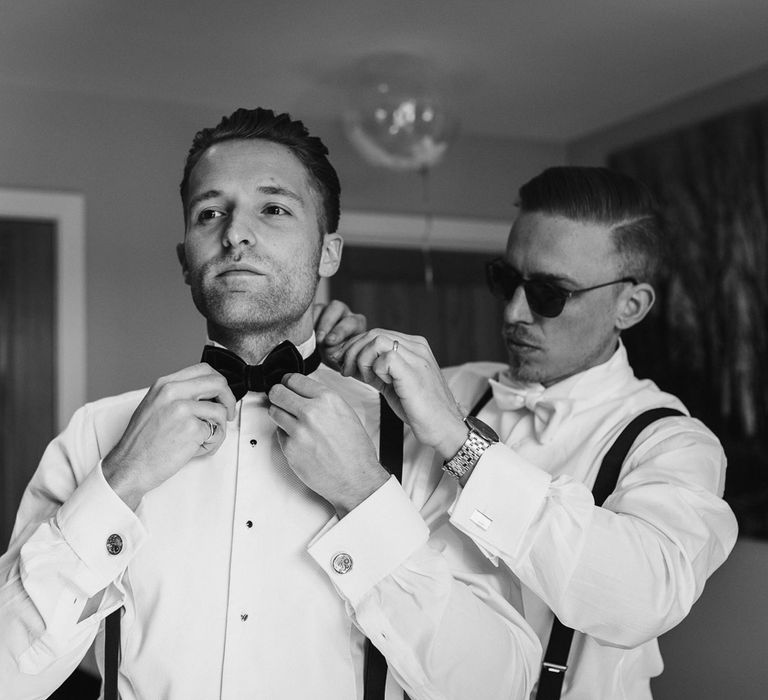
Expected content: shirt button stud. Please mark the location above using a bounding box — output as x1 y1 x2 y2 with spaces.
106 534 123 555
249 439 257 447
332 552 353 574
246 520 253 528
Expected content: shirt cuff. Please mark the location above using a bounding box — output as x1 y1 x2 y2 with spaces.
308 476 429 608
449 444 550 561
55 461 147 591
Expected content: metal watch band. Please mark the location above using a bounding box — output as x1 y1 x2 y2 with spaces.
443 428 493 479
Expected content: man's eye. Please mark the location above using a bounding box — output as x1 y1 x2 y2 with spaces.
197 209 225 223
263 205 290 216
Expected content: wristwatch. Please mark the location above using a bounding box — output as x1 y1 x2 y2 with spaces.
442 416 499 480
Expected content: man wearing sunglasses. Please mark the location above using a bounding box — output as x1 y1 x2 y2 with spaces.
328 166 737 699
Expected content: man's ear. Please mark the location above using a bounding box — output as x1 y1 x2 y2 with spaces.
176 242 191 286
615 282 655 331
318 233 343 279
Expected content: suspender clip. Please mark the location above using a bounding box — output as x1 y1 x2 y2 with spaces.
542 662 568 674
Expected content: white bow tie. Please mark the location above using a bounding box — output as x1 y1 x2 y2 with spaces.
488 377 573 443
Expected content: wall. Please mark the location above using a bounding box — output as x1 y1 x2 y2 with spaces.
0 83 564 403
652 537 768 699
567 62 768 165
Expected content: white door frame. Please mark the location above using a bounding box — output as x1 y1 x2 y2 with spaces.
0 188 86 431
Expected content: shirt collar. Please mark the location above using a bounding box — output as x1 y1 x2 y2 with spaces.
497 340 634 408
207 333 318 364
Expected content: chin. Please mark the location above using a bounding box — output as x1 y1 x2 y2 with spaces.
507 360 541 384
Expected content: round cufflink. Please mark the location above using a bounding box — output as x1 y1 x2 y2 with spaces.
331 552 353 574
106 533 123 556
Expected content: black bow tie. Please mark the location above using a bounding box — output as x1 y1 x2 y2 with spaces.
201 340 321 400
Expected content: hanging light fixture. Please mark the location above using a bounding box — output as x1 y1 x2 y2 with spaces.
343 52 459 288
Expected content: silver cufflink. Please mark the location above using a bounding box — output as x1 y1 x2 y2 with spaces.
106 533 123 555
469 510 493 531
331 552 353 574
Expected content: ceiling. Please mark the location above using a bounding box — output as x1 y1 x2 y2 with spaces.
2 0 768 142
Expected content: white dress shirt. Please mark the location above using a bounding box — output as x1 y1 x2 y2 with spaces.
446 343 738 700
0 336 540 700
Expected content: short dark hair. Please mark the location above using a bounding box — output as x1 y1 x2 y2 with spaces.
180 107 341 234
518 166 664 283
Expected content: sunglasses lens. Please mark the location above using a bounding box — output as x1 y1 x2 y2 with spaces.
486 260 520 300
524 281 567 317
486 259 568 317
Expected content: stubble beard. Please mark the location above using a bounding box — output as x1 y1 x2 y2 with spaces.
506 348 544 384
190 256 320 344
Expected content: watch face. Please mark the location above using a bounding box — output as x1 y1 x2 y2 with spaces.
465 415 499 443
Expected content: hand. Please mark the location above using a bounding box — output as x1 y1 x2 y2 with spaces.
102 363 236 510
338 330 466 461
268 373 389 517
313 300 367 370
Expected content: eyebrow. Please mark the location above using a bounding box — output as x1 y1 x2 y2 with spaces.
187 189 221 212
529 270 580 286
187 185 305 213
258 184 304 204
503 260 579 287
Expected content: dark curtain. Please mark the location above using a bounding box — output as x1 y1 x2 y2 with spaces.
608 102 768 538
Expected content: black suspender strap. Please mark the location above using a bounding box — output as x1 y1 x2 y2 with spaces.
590 407 683 507
363 396 408 700
468 386 493 418
378 395 404 483
534 406 684 700
104 607 121 700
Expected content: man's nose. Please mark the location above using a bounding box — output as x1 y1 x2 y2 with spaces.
503 284 534 324
222 212 256 248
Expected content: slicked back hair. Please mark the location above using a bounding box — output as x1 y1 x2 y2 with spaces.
517 166 665 283
180 107 341 235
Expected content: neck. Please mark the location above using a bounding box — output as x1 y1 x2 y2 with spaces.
207 319 313 364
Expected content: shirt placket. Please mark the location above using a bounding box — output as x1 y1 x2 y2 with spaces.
220 394 274 700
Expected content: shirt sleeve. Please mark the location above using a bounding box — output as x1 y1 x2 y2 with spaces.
0 403 146 698
450 418 739 647
309 476 541 700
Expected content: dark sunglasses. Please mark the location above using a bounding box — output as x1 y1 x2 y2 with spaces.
485 257 637 318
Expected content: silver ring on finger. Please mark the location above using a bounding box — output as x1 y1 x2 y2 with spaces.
202 419 217 445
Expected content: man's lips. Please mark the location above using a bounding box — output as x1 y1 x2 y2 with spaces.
504 330 539 350
216 263 264 277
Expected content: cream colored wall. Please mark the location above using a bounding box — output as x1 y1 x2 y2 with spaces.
567 62 768 166
0 83 565 403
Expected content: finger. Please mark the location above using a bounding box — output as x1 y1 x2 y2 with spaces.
312 302 331 343
174 399 229 456
280 373 326 398
323 312 367 348
267 381 305 419
267 402 299 434
196 416 226 456
313 300 350 343
192 400 229 439
193 397 229 424
369 342 413 387
338 332 379 378
267 375 325 420
198 417 218 445
164 373 237 421
346 332 411 384
312 301 327 324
